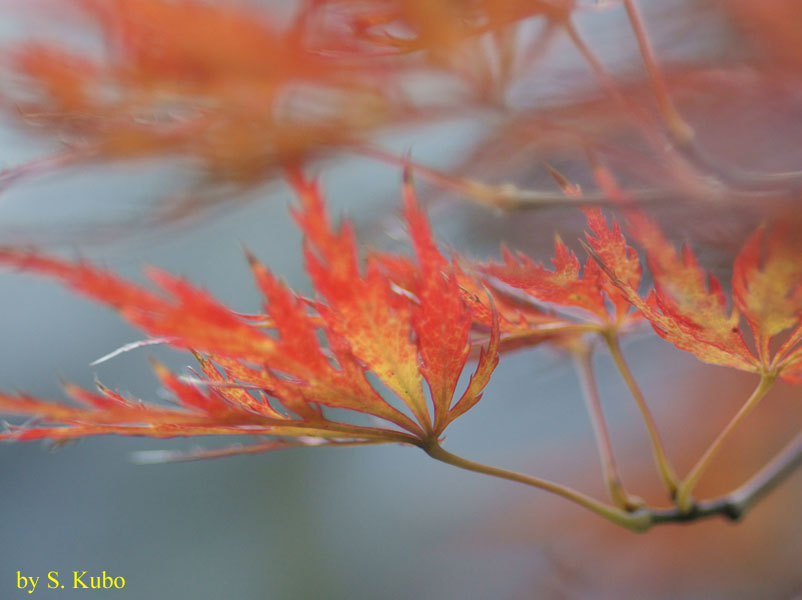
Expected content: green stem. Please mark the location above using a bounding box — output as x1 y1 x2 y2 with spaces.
675 374 776 512
573 346 640 511
421 441 651 532
418 425 802 530
604 333 679 496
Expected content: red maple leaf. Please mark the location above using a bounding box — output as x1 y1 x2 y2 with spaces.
376 205 644 355
0 175 498 456
471 208 643 348
591 211 802 382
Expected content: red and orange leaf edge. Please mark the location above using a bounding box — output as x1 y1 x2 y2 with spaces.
1 169 802 459
0 172 501 456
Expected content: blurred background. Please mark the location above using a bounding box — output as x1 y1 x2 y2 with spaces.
1 0 801 598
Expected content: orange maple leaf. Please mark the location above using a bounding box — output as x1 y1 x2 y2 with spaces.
376 207 643 355
6 0 395 184
0 176 499 456
2 0 581 200
370 212 574 356
592 211 802 382
477 208 643 340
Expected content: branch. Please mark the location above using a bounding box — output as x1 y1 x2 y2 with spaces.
674 374 776 512
421 441 652 532
422 431 802 531
573 345 641 510
650 430 802 524
604 332 679 496
622 0 802 193
357 144 671 208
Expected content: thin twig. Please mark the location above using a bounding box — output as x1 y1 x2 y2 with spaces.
422 441 652 531
573 345 640 510
422 430 802 530
674 374 776 512
620 0 693 144
561 17 724 199
604 332 679 496
357 144 668 208
621 0 802 191
650 430 802 524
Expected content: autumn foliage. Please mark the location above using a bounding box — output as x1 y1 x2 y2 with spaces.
2 163 801 523
0 173 500 451
1 0 802 543
3 0 573 187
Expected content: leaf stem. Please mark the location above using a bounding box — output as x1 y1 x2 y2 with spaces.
647 428 802 523
573 345 640 510
621 0 694 144
675 374 776 512
604 332 678 496
421 441 651 532
418 428 802 530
